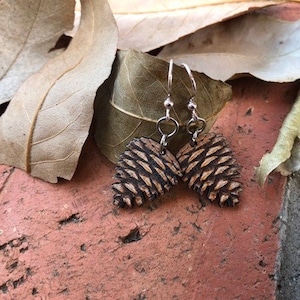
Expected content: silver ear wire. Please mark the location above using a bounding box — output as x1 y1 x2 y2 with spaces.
181 63 196 98
156 59 179 154
168 59 173 96
181 63 206 145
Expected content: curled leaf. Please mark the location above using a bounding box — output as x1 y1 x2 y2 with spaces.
159 14 300 82
0 0 75 104
108 0 281 52
256 89 300 186
0 0 118 183
94 49 232 163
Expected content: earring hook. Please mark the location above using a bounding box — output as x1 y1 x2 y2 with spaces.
181 63 196 98
156 59 179 154
168 59 173 96
181 62 206 145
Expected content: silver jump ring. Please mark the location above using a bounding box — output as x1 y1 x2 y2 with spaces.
186 117 206 136
157 116 179 139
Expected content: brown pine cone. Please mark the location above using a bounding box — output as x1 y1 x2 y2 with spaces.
112 137 182 208
176 132 242 207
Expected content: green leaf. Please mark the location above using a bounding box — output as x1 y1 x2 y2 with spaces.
256 89 300 186
94 49 232 163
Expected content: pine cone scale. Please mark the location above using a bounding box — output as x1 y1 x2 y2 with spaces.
154 167 168 182
214 165 230 175
189 148 206 162
164 159 182 176
154 178 163 191
124 182 139 195
138 160 153 174
201 156 218 168
121 157 136 169
150 154 166 170
214 178 229 190
206 145 223 156
217 156 232 164
185 160 200 174
220 194 229 204
200 168 214 181
228 181 242 191
132 148 148 161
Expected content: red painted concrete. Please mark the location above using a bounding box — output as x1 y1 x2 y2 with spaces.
1 78 299 299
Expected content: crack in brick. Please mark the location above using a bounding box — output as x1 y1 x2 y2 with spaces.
119 227 142 244
0 283 8 294
58 213 85 226
0 236 28 253
0 268 32 294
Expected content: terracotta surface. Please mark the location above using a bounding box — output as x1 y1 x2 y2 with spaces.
1 77 299 299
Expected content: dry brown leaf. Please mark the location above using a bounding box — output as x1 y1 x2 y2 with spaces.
159 13 300 82
108 0 284 52
94 49 232 163
256 89 300 186
0 0 75 105
0 0 118 183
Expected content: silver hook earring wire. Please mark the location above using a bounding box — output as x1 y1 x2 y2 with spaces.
181 63 206 145
181 63 196 98
168 59 173 96
156 59 179 154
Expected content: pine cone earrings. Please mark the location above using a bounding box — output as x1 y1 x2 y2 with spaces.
177 132 242 207
112 61 242 208
112 60 182 208
176 63 242 207
112 137 181 208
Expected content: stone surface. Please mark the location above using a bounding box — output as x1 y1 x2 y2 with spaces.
276 172 300 300
1 78 299 299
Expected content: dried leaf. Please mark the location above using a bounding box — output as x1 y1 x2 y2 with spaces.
0 0 118 183
0 0 75 104
159 14 300 82
256 89 300 186
108 0 282 52
94 49 232 163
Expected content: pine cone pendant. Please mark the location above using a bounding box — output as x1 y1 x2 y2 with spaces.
112 137 182 208
176 132 242 207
